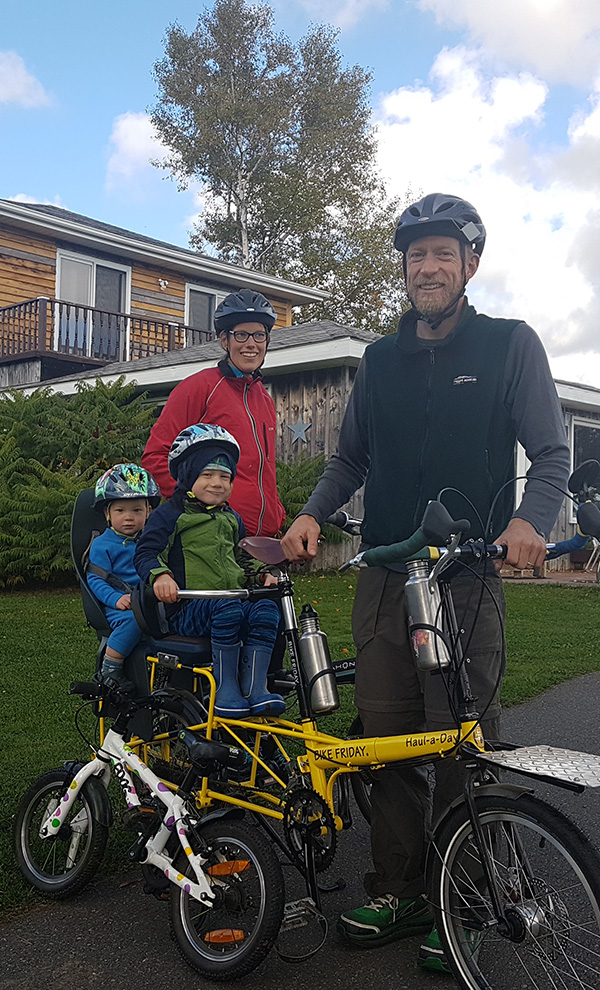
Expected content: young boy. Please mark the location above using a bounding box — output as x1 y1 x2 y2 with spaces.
134 423 284 718
88 463 160 689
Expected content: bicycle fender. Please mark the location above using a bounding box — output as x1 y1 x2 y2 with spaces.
58 762 113 828
426 781 534 879
81 773 113 828
151 689 207 724
430 781 534 843
194 807 246 827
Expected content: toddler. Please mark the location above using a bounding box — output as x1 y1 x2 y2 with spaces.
88 463 160 688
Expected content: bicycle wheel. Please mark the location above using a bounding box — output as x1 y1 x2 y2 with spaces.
169 818 284 980
347 715 373 824
14 768 108 898
144 690 208 786
429 791 600 990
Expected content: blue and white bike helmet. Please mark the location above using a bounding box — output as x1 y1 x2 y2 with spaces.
168 424 241 483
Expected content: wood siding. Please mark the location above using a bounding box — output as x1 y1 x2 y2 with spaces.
1 222 294 363
0 224 56 307
270 297 292 329
268 365 362 570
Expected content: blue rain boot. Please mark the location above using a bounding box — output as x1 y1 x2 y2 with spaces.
212 642 250 718
239 646 285 716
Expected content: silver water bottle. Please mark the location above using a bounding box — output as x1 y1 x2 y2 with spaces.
298 604 340 714
405 561 451 671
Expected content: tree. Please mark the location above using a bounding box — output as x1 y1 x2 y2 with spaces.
151 0 378 272
287 190 412 334
0 378 155 585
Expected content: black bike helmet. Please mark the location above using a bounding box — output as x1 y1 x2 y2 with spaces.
393 194 486 256
214 288 277 334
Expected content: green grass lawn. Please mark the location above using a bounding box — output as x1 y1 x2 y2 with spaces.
3 577 600 913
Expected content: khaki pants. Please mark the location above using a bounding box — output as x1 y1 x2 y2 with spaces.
352 567 504 899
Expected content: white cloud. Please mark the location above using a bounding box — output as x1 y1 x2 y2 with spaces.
0 51 51 107
294 0 389 29
418 0 600 87
375 46 600 385
8 193 65 206
105 111 168 190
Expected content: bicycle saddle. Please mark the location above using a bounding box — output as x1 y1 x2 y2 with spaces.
239 536 287 565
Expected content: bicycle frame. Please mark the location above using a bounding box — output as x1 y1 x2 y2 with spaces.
37 720 215 906
132 555 488 832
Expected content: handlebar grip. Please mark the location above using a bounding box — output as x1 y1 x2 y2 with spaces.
69 681 102 698
577 500 600 539
324 510 349 529
362 527 427 567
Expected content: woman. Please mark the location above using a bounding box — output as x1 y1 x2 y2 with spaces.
142 288 285 537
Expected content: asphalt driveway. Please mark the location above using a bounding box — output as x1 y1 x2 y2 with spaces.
3 672 600 990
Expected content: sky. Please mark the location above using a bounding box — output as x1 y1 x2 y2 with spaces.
3 0 600 385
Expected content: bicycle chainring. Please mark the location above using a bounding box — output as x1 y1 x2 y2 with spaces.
283 787 336 873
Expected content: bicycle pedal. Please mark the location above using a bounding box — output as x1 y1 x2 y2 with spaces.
281 897 324 931
277 898 329 961
122 805 160 832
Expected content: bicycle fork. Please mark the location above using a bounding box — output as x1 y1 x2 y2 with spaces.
38 743 215 907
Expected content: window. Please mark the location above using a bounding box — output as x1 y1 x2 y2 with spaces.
185 287 225 345
573 419 600 469
56 253 130 360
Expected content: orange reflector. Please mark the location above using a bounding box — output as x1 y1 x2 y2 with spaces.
207 860 250 876
204 929 245 944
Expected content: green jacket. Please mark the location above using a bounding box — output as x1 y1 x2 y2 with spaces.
134 491 259 591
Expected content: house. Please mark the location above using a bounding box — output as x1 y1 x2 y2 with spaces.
0 199 327 387
3 198 599 569
15 320 377 568
14 319 600 570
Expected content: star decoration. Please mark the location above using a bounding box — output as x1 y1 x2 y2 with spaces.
288 417 311 443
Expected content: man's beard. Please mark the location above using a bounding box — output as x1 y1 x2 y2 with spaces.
408 281 462 318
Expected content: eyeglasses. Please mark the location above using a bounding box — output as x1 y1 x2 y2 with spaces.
229 329 269 343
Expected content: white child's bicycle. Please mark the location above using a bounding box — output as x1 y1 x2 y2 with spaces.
13 682 284 981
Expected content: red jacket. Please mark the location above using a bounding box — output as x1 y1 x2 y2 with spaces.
142 361 285 538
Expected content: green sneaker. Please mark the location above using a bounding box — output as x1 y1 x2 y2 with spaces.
419 926 482 974
338 894 433 946
418 928 451 974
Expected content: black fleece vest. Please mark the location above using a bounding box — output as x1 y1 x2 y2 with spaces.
362 308 521 546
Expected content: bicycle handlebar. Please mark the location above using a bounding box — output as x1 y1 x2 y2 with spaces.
343 540 507 571
323 510 362 535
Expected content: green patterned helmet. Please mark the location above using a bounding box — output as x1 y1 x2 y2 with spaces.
94 464 161 510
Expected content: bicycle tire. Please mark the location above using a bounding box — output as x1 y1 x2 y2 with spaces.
14 768 109 898
347 715 373 824
169 818 284 980
429 791 600 990
137 687 210 786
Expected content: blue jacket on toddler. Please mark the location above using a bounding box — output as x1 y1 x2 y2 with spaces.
88 528 142 656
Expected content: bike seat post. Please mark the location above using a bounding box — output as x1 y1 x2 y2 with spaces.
277 572 311 717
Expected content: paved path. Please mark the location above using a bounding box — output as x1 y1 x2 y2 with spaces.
3 673 600 990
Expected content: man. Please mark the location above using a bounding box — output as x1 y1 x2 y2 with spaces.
280 193 569 971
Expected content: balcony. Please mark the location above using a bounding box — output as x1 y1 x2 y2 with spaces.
0 296 213 364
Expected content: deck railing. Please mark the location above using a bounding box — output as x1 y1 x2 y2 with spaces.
0 297 213 362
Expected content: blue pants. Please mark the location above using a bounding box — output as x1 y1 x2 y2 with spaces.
169 598 280 649
105 606 142 656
